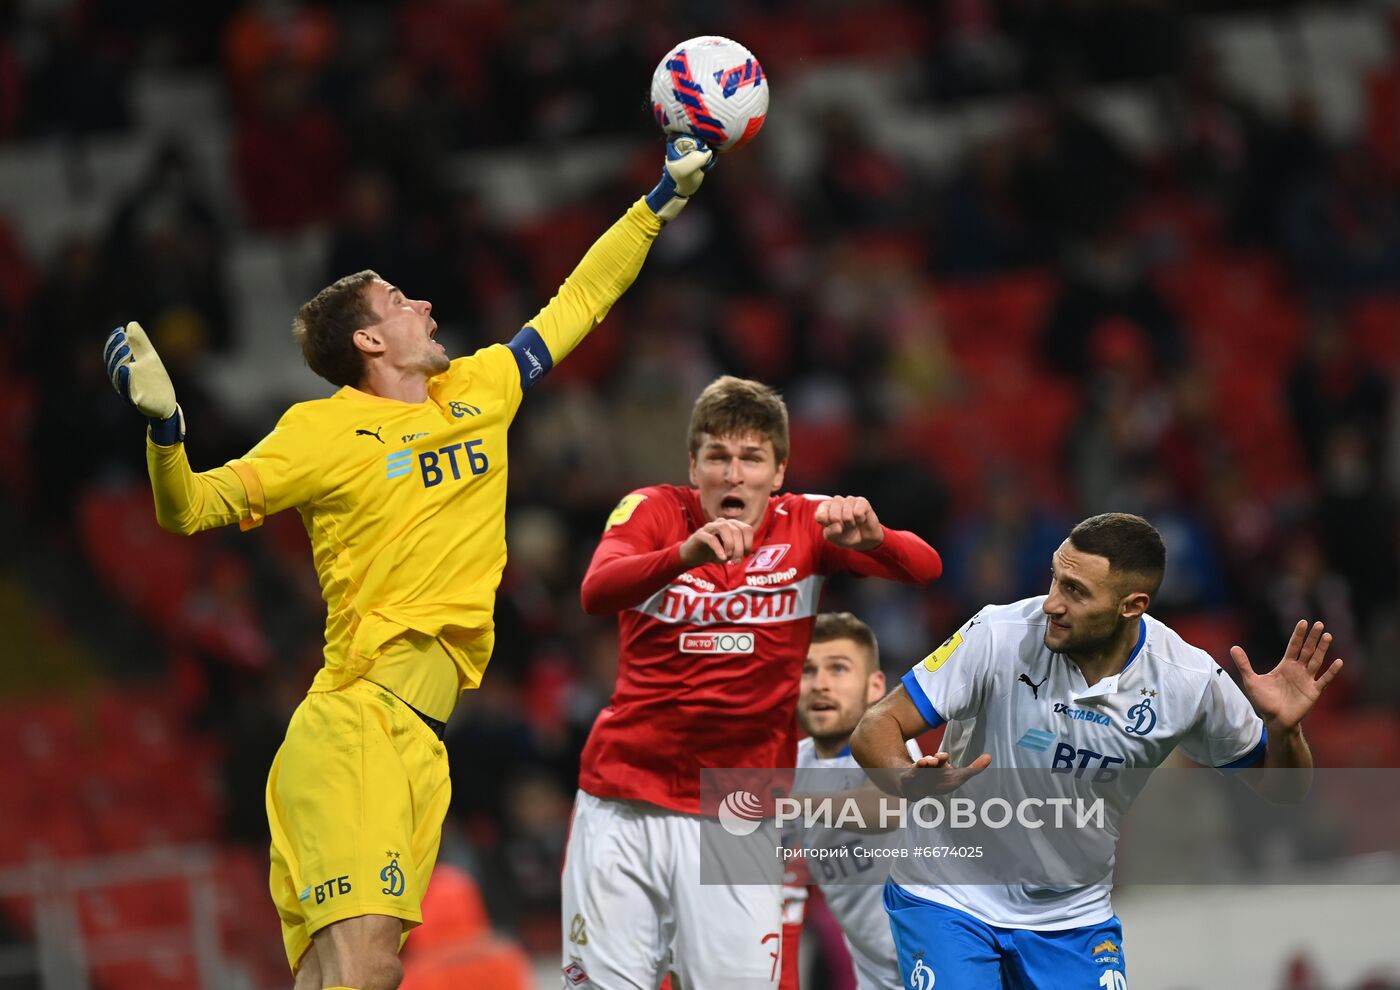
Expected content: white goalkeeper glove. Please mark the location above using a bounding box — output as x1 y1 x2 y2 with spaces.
644 135 715 222
104 321 184 445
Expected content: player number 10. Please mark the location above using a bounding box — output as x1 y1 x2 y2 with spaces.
1099 971 1127 989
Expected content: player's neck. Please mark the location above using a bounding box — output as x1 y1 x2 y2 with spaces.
812 735 851 760
357 368 430 404
1067 621 1140 687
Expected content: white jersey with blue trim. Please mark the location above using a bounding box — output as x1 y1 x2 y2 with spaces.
795 736 916 990
891 596 1266 930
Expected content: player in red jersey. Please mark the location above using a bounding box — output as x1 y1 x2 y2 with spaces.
561 376 942 989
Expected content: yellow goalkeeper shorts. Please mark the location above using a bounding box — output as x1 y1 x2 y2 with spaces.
266 677 451 972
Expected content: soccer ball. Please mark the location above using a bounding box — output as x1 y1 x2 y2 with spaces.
650 36 768 154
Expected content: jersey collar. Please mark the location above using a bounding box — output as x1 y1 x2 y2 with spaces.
812 742 853 762
1072 617 1147 701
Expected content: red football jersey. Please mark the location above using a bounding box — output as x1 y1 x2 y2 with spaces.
577 485 941 813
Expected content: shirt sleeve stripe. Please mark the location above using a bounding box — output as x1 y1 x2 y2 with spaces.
226 460 266 532
1218 724 1268 770
901 670 947 730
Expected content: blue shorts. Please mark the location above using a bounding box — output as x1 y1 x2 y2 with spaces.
883 880 1128 989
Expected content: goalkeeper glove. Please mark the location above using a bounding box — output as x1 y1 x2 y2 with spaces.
104 321 184 445
645 135 715 222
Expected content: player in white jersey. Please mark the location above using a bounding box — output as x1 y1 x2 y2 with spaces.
851 512 1343 988
790 612 912 990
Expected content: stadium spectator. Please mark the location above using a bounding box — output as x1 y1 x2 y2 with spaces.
1286 309 1392 475
324 169 428 292
945 467 1069 616
24 4 133 137
222 0 337 111
810 106 914 233
233 61 344 231
1278 141 1400 300
934 134 1043 274
105 140 233 352
1039 234 1189 379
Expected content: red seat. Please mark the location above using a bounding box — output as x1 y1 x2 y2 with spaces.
1307 713 1400 769
1366 62 1400 183
1348 295 1400 372
213 849 287 987
901 371 1078 514
1306 713 1400 854
1209 365 1308 493
515 206 610 297
1162 257 1302 380
721 298 792 382
77 487 198 635
932 272 1057 352
14 817 93 862
91 956 197 990
76 881 191 939
784 418 854 491
1167 613 1244 666
0 374 34 500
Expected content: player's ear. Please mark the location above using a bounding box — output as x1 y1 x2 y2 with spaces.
772 458 787 491
867 669 886 705
352 326 385 357
1121 591 1150 621
687 450 700 487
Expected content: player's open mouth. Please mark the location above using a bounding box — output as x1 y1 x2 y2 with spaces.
808 700 837 712
720 496 745 512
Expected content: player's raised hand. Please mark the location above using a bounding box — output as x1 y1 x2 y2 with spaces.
815 496 884 551
1231 620 1343 734
680 518 754 567
104 321 184 445
898 751 993 800
644 135 716 222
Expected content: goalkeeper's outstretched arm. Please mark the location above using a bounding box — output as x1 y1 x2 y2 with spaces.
508 137 713 376
105 321 250 535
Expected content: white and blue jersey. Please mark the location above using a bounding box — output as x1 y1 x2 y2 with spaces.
893 596 1266 930
795 736 916 990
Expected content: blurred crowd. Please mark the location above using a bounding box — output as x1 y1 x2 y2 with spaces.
2 0 1399 970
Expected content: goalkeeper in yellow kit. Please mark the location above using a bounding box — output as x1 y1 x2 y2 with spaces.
104 139 714 990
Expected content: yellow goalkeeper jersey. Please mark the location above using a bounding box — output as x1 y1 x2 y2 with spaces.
146 198 663 720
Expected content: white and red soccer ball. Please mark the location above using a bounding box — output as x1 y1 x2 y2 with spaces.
651 36 768 154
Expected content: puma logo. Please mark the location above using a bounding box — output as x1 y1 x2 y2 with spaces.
355 427 384 444
1019 672 1048 699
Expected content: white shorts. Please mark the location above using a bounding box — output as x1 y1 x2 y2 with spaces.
561 790 783 989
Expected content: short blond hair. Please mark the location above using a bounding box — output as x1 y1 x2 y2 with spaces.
811 612 879 673
687 376 790 463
